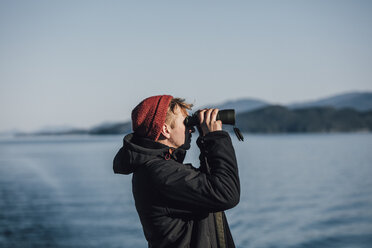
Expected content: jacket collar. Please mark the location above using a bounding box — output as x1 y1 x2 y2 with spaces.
130 133 187 163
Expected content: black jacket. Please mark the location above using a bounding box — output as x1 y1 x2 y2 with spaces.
113 131 240 248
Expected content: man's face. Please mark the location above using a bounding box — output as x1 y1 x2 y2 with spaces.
167 106 190 148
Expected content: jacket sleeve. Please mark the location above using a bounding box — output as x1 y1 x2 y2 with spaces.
149 131 240 213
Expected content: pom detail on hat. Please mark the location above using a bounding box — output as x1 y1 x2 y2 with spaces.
131 95 173 141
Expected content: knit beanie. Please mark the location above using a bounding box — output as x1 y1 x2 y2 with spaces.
131 95 173 141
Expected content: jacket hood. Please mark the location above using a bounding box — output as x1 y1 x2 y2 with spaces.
113 133 187 175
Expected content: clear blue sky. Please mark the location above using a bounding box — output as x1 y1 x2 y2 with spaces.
1 0 371 132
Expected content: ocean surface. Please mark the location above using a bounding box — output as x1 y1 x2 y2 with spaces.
0 133 372 248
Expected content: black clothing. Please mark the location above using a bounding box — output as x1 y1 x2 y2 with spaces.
113 131 240 248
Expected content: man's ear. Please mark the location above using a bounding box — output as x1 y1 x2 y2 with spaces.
160 123 171 139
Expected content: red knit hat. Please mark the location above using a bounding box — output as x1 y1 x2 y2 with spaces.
131 95 173 141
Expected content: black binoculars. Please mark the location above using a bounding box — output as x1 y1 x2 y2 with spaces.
184 109 236 127
184 109 244 141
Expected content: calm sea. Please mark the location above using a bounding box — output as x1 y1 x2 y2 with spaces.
0 133 371 248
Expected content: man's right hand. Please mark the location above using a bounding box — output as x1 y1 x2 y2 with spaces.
198 108 222 136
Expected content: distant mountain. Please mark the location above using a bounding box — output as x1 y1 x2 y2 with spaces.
236 105 372 133
0 128 22 136
14 91 372 136
88 122 132 135
34 125 83 133
88 105 372 135
16 122 132 136
201 91 372 114
288 92 372 111
24 128 88 136
201 98 269 113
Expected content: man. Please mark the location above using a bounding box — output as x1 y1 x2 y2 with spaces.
113 95 240 248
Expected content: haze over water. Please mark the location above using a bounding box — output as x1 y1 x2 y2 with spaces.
0 133 372 247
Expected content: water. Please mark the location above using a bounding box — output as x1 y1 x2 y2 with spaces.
0 133 371 248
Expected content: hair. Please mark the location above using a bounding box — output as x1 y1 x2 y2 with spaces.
165 98 193 128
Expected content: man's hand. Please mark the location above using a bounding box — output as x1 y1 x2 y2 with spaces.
198 108 222 136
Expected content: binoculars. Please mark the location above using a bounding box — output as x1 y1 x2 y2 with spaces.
184 109 243 141
184 109 236 127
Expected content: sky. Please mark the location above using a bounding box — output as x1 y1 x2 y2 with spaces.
1 0 371 132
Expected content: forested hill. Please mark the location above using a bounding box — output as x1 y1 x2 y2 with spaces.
21 105 372 136
235 106 372 133
14 91 372 136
